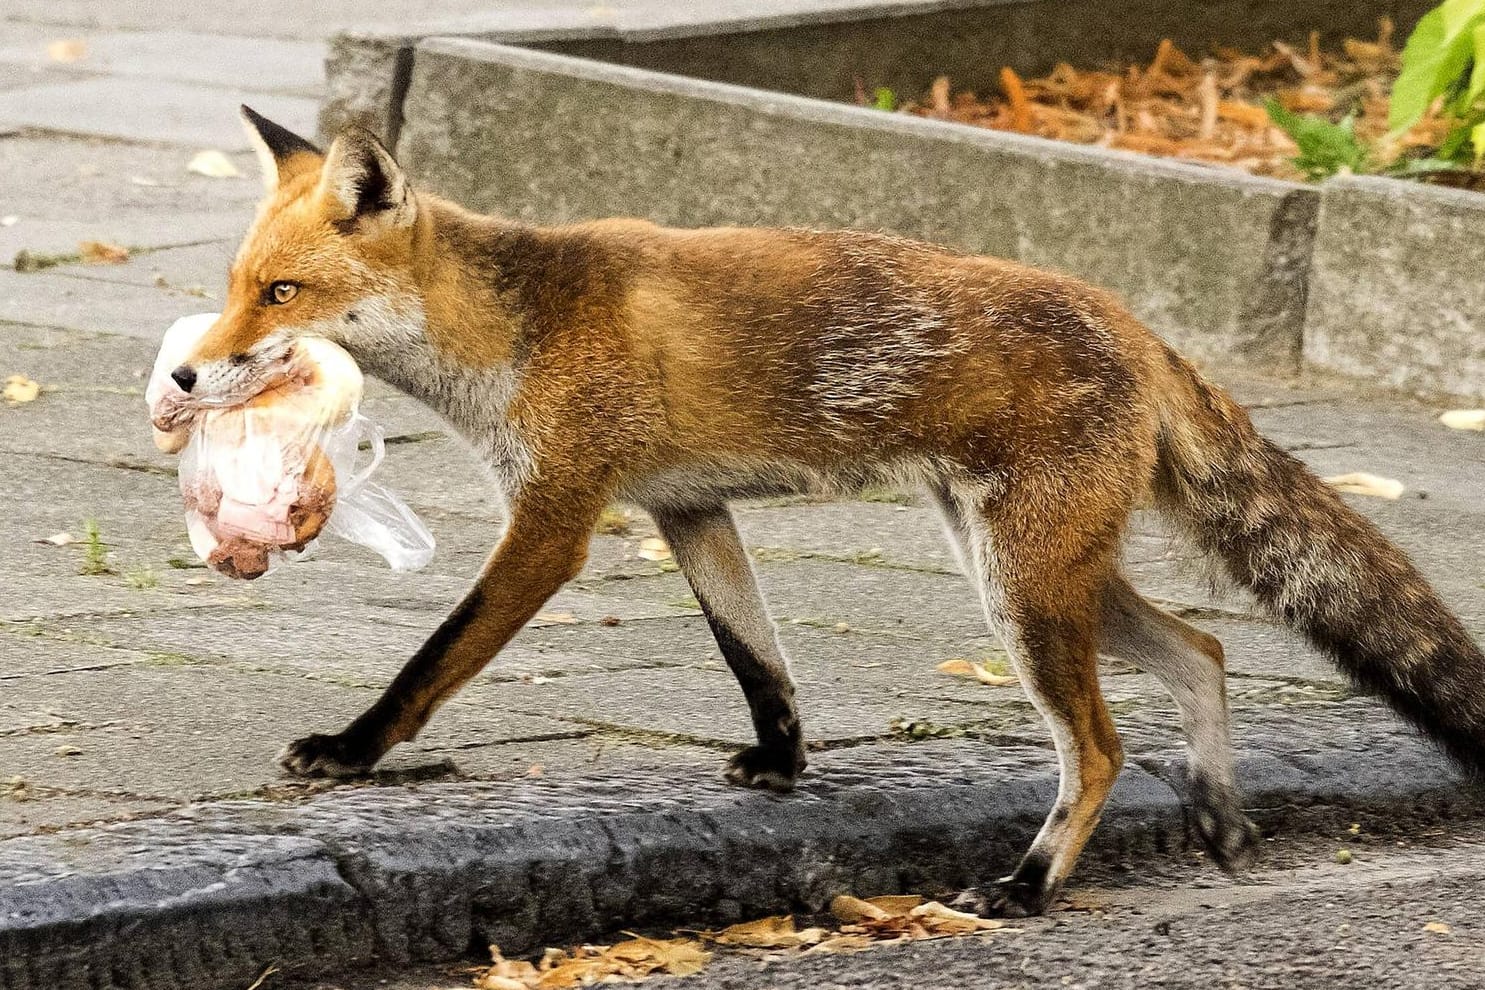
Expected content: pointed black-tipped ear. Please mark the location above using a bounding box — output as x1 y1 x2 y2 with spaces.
239 104 322 191
316 126 415 233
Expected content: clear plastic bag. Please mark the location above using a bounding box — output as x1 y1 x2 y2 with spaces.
147 314 435 579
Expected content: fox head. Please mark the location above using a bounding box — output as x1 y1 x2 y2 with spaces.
169 106 425 402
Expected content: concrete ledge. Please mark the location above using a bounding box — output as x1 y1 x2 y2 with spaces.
1304 175 1485 402
397 38 1316 370
1 708 1472 990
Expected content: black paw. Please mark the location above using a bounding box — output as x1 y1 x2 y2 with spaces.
279 732 378 779
723 744 806 792
1189 776 1262 873
949 876 1054 918
1194 805 1263 873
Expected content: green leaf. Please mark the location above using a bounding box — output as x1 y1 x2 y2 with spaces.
1469 22 1485 104
1265 99 1369 180
872 87 897 112
1390 4 1485 131
1472 119 1485 159
1442 0 1485 41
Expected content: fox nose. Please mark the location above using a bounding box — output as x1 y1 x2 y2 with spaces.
170 365 197 393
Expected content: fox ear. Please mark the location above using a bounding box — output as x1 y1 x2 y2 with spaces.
317 127 415 233
239 105 322 192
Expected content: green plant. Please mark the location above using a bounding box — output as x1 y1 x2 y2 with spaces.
872 86 897 112
1390 0 1485 162
124 566 158 590
1264 99 1370 179
79 519 114 576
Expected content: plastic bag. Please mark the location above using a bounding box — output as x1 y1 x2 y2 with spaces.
147 313 435 579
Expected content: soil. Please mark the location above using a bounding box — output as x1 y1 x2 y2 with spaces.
873 20 1478 186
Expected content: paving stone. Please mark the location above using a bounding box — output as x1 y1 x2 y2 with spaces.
0 78 318 149
0 31 326 95
0 265 221 339
0 664 586 801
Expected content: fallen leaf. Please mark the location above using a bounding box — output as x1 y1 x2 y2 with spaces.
1439 409 1485 432
532 611 577 625
54 744 83 757
637 537 672 561
1323 472 1404 500
1424 921 1452 935
79 240 129 264
831 894 892 924
598 615 621 627
37 532 75 546
186 149 240 178
936 657 1019 686
806 933 877 954
910 900 1004 934
46 39 88 63
711 915 826 949
867 895 926 915
4 375 41 405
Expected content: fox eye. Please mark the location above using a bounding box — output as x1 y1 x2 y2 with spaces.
264 281 300 305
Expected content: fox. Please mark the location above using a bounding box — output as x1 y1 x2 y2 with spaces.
166 105 1485 917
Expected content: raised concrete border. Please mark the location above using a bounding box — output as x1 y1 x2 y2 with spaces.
1305 175 1485 403
398 38 1317 370
318 0 1485 400
1 721 1470 990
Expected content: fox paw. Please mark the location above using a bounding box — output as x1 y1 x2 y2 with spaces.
950 876 1055 918
1196 806 1263 874
279 733 377 778
723 745 806 792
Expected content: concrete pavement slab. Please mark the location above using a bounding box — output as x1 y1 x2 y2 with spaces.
0 31 325 95
0 77 317 149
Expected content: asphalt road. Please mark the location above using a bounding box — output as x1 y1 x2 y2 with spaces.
284 817 1485 990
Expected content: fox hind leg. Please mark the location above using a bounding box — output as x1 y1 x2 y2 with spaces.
934 481 1126 917
651 502 806 791
1101 577 1260 871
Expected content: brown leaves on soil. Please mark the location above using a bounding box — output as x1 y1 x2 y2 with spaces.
888 20 1438 179
477 896 1011 987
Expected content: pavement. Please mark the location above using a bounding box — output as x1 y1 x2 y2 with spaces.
2 4 1485 990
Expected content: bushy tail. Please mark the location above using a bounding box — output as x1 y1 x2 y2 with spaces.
1153 352 1485 773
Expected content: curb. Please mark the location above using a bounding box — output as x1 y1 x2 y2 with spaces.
1 703 1474 990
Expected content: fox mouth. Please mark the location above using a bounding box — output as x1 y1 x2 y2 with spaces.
152 343 300 431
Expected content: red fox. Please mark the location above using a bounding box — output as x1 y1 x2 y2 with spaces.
168 106 1485 917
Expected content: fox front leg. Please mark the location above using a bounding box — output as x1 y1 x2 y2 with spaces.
279 489 603 777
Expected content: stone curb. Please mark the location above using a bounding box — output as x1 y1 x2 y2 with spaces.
1 719 1471 990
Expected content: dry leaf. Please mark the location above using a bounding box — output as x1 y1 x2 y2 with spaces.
531 611 578 625
1439 409 1485 432
831 894 892 924
186 149 240 178
1323 472 1404 500
867 895 926 915
37 532 75 546
47 39 88 62
4 375 41 405
637 537 672 561
1423 921 1452 935
909 900 1004 934
936 658 1019 686
79 240 129 264
711 915 826 949
806 933 876 954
